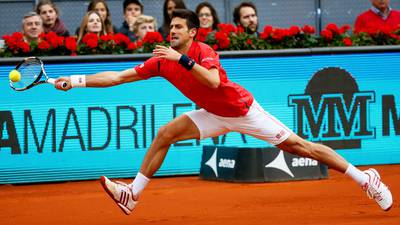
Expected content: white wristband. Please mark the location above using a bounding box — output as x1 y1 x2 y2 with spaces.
70 75 86 87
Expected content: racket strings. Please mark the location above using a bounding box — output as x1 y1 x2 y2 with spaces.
11 58 43 89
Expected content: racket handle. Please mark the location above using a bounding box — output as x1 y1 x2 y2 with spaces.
47 78 67 89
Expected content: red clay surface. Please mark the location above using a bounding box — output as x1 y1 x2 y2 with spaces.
0 165 399 225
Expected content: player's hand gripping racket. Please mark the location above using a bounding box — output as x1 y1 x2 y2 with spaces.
9 56 67 91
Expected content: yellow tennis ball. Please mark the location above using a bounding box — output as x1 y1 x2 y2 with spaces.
9 69 21 82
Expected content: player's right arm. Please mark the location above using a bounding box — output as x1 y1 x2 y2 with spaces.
54 68 143 91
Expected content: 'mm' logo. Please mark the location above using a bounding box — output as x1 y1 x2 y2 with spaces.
288 67 375 149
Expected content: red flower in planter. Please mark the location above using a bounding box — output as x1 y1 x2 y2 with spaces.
82 33 98 44
343 37 352 46
86 38 98 48
196 27 212 42
142 31 164 44
339 25 351 34
18 41 30 53
302 25 315 34
326 23 340 34
38 40 51 50
65 36 77 52
289 26 300 36
321 29 333 41
215 31 230 49
127 42 137 50
100 34 113 42
236 25 245 33
272 28 290 41
113 33 131 46
218 23 236 34
42 32 63 48
260 25 273 39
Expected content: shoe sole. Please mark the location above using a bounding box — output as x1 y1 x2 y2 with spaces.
384 205 392 211
100 176 132 215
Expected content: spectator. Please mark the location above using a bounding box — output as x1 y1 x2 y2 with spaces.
35 0 70 37
77 11 107 43
118 0 143 41
354 0 400 33
86 0 117 34
233 1 259 36
195 2 220 31
133 15 157 41
158 0 187 39
21 12 44 43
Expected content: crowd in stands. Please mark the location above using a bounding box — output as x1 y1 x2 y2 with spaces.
2 0 400 57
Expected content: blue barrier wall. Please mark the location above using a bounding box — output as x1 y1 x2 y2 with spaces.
1 50 400 183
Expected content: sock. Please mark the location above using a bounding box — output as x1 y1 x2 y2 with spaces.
345 164 368 186
129 172 150 195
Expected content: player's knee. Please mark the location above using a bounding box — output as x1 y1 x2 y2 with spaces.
156 125 176 145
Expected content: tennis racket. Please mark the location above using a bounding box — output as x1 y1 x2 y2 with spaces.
9 56 66 91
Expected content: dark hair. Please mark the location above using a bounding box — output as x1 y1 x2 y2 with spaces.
195 2 220 30
233 1 257 25
35 0 60 16
123 0 143 13
87 0 114 34
171 9 199 30
161 0 187 31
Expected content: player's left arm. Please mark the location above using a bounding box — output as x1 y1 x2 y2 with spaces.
153 45 220 89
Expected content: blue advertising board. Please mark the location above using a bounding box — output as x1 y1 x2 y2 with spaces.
1 52 400 183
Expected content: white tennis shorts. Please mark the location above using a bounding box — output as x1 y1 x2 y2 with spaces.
185 100 292 145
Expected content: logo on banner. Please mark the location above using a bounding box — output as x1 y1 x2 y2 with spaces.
204 148 236 177
288 67 375 149
205 148 218 177
265 150 294 177
265 150 319 177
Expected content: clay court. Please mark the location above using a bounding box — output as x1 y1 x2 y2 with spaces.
0 165 398 225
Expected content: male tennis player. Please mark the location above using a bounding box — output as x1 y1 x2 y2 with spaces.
55 9 393 215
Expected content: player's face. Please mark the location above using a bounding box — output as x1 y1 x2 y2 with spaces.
86 13 102 33
23 16 43 40
169 17 196 48
39 4 57 27
239 6 258 33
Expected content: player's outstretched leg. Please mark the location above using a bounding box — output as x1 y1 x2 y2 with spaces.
277 133 393 211
100 176 138 215
362 168 393 211
100 114 200 215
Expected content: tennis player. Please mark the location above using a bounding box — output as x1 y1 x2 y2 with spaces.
55 9 393 215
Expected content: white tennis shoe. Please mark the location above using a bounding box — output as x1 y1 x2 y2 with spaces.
362 168 393 211
100 176 138 215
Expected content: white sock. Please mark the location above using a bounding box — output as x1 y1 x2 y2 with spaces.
129 172 150 195
345 164 368 186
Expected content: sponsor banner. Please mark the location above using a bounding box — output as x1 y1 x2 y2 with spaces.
200 146 327 182
1 52 400 183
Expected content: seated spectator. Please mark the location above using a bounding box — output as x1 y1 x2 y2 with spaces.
233 1 259 36
133 15 157 41
21 12 44 43
118 0 143 41
86 0 117 34
158 0 187 39
77 11 107 43
195 2 220 31
35 0 70 37
354 0 400 33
